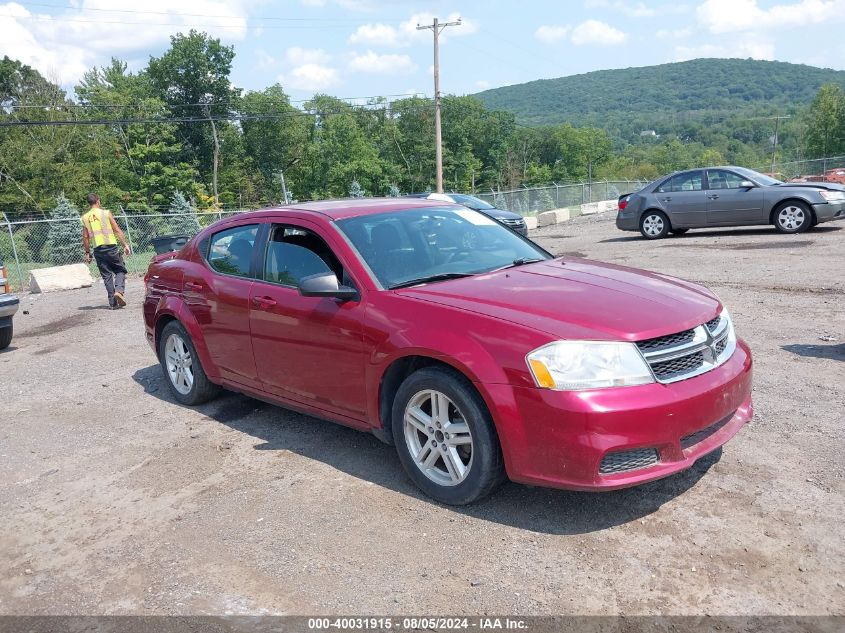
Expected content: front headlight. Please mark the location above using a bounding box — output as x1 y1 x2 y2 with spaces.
819 190 845 202
526 341 655 391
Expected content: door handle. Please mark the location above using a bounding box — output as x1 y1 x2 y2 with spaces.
661 197 672 202
184 281 203 291
707 194 720 200
252 296 277 308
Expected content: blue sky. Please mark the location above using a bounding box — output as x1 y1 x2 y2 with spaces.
3 0 845 101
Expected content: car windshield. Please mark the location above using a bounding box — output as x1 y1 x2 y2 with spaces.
733 167 782 186
335 206 550 289
447 194 495 210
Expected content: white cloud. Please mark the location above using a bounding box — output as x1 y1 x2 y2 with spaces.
570 20 627 45
696 0 843 33
348 23 401 47
674 38 776 60
348 50 416 74
300 0 326 6
281 64 339 91
475 80 490 90
285 47 332 66
0 0 249 86
256 50 276 69
535 24 572 44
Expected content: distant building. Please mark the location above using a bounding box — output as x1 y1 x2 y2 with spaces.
640 130 658 137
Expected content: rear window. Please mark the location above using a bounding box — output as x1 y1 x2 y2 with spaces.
206 224 259 278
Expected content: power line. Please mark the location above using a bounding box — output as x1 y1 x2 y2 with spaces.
0 104 437 127
6 93 430 110
7 14 355 29
16 2 385 22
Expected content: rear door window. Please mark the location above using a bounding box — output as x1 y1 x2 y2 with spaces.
657 171 704 192
206 224 259 278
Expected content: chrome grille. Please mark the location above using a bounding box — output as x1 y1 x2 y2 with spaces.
500 218 526 229
680 412 735 450
650 351 705 381
637 329 696 353
599 448 659 474
636 313 734 384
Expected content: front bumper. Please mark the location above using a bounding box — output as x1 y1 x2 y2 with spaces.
812 201 845 223
484 339 753 491
0 294 19 319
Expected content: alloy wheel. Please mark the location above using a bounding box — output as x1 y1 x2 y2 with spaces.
164 333 194 395
642 214 664 236
777 205 805 231
403 389 474 486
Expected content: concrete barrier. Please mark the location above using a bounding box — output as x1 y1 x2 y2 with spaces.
29 263 94 293
524 216 538 231
537 208 571 227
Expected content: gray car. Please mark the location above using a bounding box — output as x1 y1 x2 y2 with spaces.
616 166 845 239
0 257 19 350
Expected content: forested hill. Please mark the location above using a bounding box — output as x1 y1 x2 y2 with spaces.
474 58 845 126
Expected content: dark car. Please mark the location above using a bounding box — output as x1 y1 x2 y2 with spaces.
616 166 845 239
144 198 752 505
0 257 19 349
406 193 528 236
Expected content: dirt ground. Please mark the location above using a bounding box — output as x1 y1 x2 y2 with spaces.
1 212 843 616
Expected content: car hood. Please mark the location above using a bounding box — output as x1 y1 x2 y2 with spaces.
476 207 523 220
396 258 721 342
775 182 845 191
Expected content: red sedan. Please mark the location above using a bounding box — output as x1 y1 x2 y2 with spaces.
143 199 753 505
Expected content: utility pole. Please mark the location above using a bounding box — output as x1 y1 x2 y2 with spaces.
771 115 791 174
279 170 290 205
417 16 461 193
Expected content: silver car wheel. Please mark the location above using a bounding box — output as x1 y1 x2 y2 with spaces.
164 333 194 395
403 389 473 487
777 205 805 231
643 214 664 236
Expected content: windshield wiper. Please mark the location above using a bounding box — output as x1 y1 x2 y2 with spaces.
511 257 543 266
389 272 475 289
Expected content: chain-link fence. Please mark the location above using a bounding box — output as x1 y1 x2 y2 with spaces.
755 155 845 181
473 180 648 216
1 209 243 292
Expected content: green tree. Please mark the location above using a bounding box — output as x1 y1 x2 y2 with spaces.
167 191 201 236
806 84 845 158
349 180 364 198
147 31 238 183
47 195 82 265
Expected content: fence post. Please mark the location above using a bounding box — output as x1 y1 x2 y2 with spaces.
2 213 25 292
605 180 609 200
119 205 135 254
581 183 586 205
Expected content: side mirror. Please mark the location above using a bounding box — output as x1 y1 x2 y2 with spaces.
298 272 358 301
739 180 756 189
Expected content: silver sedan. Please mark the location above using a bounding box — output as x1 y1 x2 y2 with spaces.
616 166 845 239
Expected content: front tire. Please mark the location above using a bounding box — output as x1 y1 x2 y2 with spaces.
774 201 813 233
640 211 671 239
392 367 504 505
159 320 220 405
0 324 12 350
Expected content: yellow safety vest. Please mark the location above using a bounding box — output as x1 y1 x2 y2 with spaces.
81 208 117 248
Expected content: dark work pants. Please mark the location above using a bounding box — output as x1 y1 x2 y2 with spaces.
93 245 127 306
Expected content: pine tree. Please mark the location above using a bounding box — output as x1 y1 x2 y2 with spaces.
349 180 365 198
537 188 555 212
388 183 400 197
47 194 82 265
167 191 201 236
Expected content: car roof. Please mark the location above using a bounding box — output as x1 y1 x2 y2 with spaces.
235 197 460 221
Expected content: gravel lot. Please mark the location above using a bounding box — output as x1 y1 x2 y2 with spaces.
1 212 843 616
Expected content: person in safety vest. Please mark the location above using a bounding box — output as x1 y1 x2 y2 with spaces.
81 193 132 309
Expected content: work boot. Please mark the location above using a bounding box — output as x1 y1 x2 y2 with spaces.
113 291 126 308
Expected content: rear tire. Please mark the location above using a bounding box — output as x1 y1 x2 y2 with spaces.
391 366 504 505
671 228 690 235
0 324 12 350
158 320 220 405
640 211 671 239
774 201 813 234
